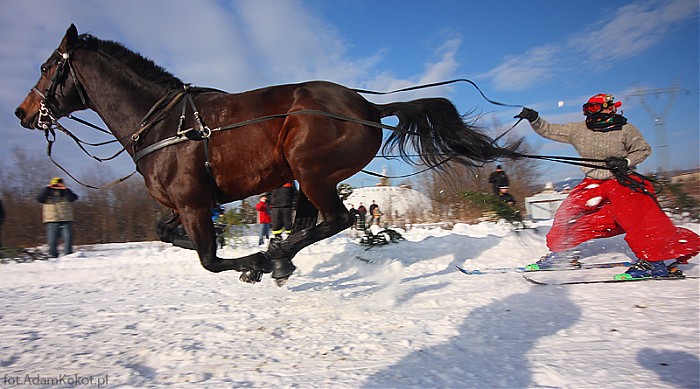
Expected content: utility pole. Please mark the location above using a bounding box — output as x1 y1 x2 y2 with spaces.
626 85 686 177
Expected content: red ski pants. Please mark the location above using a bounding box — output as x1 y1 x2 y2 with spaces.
547 177 699 262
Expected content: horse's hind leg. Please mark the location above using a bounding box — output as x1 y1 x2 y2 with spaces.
239 188 318 284
265 184 354 285
178 208 272 274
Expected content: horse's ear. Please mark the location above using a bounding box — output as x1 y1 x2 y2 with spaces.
62 24 79 49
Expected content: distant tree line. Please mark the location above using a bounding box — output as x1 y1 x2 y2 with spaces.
0 149 165 248
0 140 542 249
0 148 270 249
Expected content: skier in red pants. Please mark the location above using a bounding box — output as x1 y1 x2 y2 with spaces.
515 93 699 279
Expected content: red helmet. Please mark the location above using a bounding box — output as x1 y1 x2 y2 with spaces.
582 93 622 115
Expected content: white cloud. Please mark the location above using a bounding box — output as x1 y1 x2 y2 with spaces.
483 0 698 91
359 37 464 103
481 45 559 91
574 0 698 63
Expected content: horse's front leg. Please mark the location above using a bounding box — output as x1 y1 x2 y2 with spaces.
179 208 272 274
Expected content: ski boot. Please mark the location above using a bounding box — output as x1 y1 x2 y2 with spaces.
613 260 683 280
525 252 580 271
665 261 684 277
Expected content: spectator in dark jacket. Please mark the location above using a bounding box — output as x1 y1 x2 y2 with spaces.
357 203 367 229
269 182 298 240
368 201 379 219
348 204 359 229
488 165 510 195
37 177 78 257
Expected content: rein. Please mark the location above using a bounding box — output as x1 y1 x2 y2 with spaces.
43 126 135 189
351 80 662 198
351 78 523 178
133 107 427 164
351 78 522 108
38 69 654 194
132 78 522 178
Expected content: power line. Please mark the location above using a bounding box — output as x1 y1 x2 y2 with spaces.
625 84 690 175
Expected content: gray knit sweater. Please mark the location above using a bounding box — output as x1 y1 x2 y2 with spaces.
530 117 651 180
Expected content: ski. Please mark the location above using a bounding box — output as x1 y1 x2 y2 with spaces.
523 274 700 285
455 260 632 275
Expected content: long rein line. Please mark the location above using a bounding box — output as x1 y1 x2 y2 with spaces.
355 80 660 195
350 78 523 179
48 77 652 192
50 78 519 186
43 126 135 190
353 80 660 196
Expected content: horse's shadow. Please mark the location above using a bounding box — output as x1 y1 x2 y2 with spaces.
361 285 581 388
637 348 700 389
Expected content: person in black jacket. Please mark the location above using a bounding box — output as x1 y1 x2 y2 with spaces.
488 165 510 195
269 182 297 240
348 204 360 229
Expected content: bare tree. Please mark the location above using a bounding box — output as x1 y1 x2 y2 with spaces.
418 134 542 223
0 148 162 248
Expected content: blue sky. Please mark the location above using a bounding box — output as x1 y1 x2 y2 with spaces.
1 0 698 192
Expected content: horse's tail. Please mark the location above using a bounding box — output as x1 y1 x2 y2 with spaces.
375 98 521 168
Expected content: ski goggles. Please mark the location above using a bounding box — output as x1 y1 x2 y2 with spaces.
582 102 604 115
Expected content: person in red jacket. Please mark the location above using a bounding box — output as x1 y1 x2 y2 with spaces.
516 93 699 279
255 194 271 246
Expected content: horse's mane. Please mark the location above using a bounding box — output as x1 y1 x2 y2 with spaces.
77 33 184 90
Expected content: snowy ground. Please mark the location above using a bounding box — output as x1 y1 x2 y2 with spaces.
0 221 698 388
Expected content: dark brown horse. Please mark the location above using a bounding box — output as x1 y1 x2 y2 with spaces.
15 24 520 285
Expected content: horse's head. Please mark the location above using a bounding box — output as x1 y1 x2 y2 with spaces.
15 24 89 130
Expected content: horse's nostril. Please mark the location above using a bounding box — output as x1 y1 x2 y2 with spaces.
15 107 24 120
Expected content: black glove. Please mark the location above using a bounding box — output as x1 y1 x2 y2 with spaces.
514 107 539 122
604 157 629 172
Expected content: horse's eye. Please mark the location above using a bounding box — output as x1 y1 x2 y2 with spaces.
41 65 48 74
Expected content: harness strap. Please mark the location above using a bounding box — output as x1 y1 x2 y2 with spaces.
133 136 189 164
131 87 188 148
202 136 220 205
133 90 221 204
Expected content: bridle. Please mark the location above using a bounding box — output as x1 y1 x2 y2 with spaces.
29 47 135 189
32 48 87 131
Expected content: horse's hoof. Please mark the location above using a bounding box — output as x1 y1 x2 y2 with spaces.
239 270 263 284
271 259 296 279
274 276 289 287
